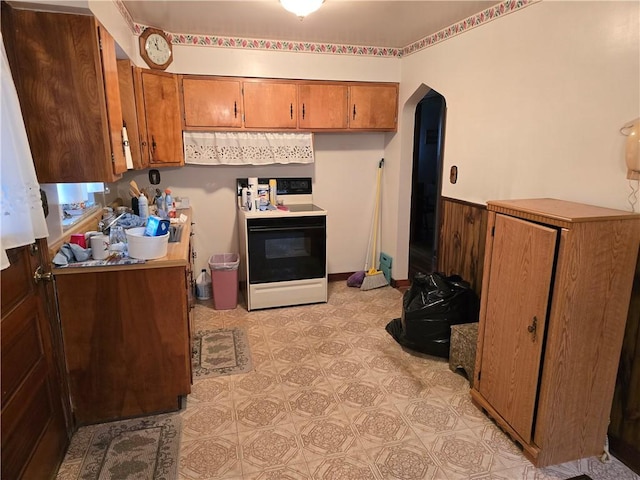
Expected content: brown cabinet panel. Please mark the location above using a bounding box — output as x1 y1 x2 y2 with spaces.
299 83 348 129
183 77 243 128
437 198 488 295
349 84 398 130
1 6 124 183
243 81 298 129
56 266 190 425
139 70 183 166
479 214 557 443
117 60 144 169
97 24 126 176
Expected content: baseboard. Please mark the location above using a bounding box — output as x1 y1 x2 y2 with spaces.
328 272 354 282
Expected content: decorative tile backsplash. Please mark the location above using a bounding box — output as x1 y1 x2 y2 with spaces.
116 0 538 58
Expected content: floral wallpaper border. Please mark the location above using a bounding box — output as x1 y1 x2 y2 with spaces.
114 0 539 58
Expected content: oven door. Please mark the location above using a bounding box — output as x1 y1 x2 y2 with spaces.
247 216 326 284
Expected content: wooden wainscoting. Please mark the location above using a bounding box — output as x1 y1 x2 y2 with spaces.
609 248 640 474
437 197 488 296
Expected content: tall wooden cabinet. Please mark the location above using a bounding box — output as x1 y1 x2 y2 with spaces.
471 199 640 467
1 5 126 183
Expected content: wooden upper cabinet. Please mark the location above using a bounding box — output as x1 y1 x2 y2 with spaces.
349 84 398 131
299 83 348 130
182 77 243 128
136 70 183 166
116 60 144 169
1 6 126 183
243 81 298 129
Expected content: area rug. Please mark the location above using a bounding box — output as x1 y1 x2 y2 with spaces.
77 414 181 480
192 327 252 378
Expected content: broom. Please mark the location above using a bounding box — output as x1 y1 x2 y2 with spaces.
361 159 389 291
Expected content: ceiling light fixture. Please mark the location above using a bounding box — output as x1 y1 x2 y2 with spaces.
280 0 324 18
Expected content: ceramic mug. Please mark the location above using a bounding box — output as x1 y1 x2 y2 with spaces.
90 234 110 260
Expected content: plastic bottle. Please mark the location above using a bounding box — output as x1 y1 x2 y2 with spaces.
164 188 175 218
195 268 212 299
138 193 148 221
154 189 164 217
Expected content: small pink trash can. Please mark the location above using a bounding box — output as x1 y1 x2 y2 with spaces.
208 253 239 310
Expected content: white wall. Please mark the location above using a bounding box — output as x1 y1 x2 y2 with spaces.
96 0 639 281
387 0 640 278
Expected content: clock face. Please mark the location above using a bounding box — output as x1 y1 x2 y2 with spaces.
145 33 171 65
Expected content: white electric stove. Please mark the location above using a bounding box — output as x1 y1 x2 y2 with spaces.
237 178 327 311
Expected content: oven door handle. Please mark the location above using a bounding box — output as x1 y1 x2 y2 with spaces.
248 225 325 233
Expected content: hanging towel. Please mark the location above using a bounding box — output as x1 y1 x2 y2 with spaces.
183 132 314 165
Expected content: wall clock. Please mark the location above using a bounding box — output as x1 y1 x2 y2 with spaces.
139 27 173 70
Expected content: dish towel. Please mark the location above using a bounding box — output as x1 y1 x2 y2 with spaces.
183 132 314 165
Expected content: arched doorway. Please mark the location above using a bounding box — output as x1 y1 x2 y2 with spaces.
409 90 446 278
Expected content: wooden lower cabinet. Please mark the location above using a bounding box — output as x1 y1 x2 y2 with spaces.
55 266 191 425
471 198 640 467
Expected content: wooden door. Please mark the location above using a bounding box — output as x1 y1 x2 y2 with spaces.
182 77 243 128
348 84 398 130
243 81 297 129
299 83 348 129
140 70 183 165
478 214 557 442
1 241 71 479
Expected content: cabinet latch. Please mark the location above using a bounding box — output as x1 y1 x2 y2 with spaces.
527 316 538 341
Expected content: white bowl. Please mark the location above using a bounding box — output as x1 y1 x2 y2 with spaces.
126 227 169 260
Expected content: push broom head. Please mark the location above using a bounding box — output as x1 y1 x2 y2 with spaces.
361 268 389 291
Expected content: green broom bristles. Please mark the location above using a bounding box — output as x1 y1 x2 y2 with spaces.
361 268 389 291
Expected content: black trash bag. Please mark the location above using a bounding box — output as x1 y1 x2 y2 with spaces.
386 272 479 358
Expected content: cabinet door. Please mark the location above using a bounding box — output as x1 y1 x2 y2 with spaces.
97 24 127 176
478 214 557 443
2 6 125 182
182 77 243 128
243 81 297 129
140 71 183 165
299 84 348 129
117 60 144 169
349 84 398 131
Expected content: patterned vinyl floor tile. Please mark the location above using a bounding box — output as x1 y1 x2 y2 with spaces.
56 282 640 480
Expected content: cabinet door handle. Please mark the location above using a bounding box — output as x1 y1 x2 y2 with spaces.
353 104 357 120
290 103 293 120
527 316 538 341
234 101 237 118
302 103 306 120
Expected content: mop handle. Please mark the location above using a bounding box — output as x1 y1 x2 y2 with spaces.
370 159 383 270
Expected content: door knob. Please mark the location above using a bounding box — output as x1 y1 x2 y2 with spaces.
33 265 53 284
